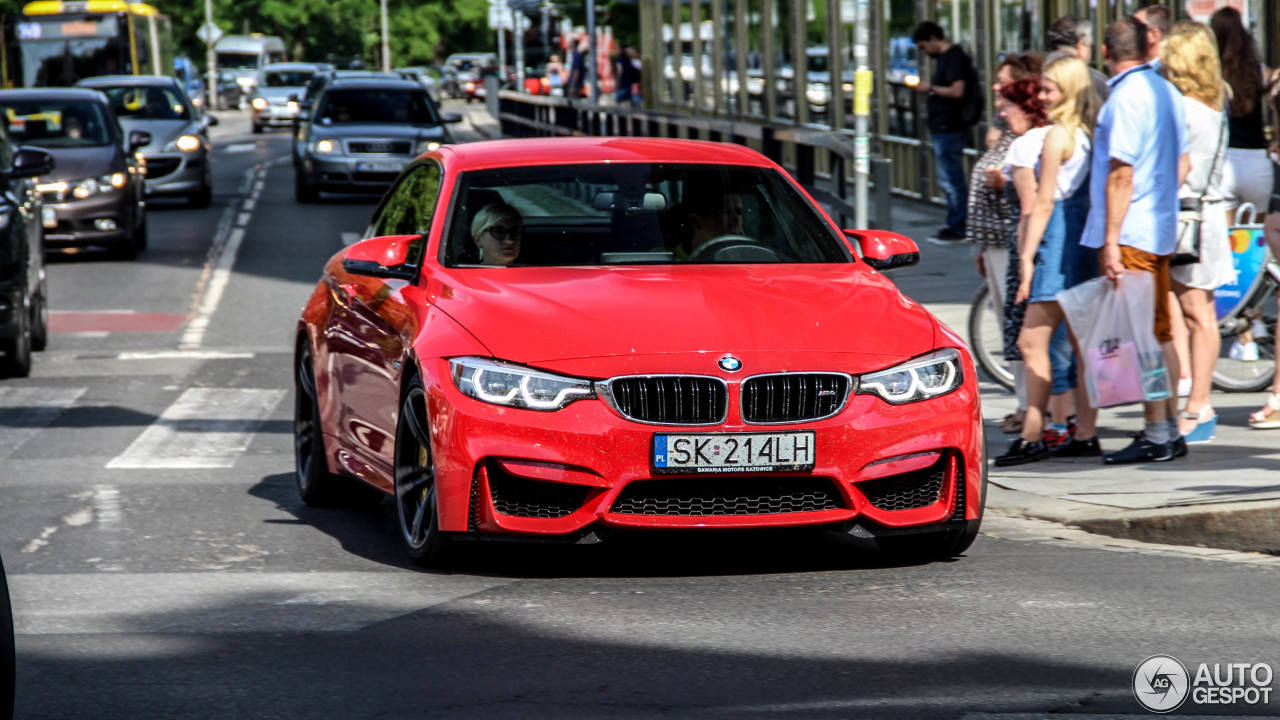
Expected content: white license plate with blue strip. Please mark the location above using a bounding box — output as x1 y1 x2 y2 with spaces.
651 431 815 474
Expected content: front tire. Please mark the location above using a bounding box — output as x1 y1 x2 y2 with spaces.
394 376 452 567
30 277 48 352
295 171 318 203
295 341 348 506
0 299 32 378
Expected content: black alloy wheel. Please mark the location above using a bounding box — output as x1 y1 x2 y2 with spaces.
190 171 213 208
394 376 452 566
0 296 32 378
294 340 346 506
30 275 48 353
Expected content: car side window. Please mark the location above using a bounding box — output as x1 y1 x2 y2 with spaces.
374 162 443 240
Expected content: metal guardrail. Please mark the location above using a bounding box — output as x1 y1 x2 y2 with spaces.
495 91 895 231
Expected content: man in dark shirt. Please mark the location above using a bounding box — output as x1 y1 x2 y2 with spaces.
912 21 973 244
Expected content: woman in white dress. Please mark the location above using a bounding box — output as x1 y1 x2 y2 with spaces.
1163 22 1232 443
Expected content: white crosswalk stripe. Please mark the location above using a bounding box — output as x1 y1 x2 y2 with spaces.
9 572 515 634
106 387 286 469
0 387 86 460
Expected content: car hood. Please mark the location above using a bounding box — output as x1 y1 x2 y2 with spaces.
312 123 449 141
118 118 200 152
32 145 119 181
427 265 938 371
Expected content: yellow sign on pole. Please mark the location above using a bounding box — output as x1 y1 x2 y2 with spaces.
853 68 873 116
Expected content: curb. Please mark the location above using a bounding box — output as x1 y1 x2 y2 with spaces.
988 485 1280 554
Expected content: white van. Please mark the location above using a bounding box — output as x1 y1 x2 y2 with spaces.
215 34 287 100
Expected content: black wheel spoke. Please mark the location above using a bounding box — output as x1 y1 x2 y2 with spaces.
403 397 431 450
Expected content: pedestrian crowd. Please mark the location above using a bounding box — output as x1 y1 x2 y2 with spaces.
913 5 1280 466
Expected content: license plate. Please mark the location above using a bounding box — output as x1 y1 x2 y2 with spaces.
41 207 56 229
356 161 404 173
652 431 815 474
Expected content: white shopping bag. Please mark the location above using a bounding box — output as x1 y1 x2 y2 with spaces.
1058 272 1171 408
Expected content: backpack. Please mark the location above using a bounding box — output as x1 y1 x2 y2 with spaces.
960 54 982 126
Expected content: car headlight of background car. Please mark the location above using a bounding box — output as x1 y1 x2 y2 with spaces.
37 173 127 200
415 139 441 155
313 139 338 154
450 357 595 411
856 348 963 405
251 96 269 111
167 134 202 153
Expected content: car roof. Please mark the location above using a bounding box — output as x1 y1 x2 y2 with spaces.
0 87 108 103
436 137 773 171
326 77 422 91
262 62 328 73
77 75 180 88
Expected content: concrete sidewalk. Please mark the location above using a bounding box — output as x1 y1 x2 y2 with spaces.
464 106 1280 553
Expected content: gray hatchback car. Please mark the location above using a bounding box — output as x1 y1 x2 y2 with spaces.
250 62 329 133
294 77 460 202
77 75 217 207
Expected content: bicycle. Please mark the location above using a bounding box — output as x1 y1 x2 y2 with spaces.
966 231 1279 394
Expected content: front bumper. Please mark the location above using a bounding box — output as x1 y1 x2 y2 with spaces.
40 192 133 246
304 155 412 193
143 152 206 195
374 354 984 537
252 103 298 127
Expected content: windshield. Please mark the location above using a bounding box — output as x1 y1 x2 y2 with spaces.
98 85 191 120
264 70 314 87
443 163 849 267
217 52 259 70
19 37 131 87
315 88 440 125
0 100 113 147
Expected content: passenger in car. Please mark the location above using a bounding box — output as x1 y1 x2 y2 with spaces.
471 202 524 266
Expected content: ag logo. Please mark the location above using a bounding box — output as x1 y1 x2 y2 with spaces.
1098 336 1121 358
1133 654 1190 713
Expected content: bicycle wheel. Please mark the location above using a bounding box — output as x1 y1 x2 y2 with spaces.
967 283 1016 392
1213 274 1277 392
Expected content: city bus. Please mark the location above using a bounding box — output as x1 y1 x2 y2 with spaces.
1 0 173 88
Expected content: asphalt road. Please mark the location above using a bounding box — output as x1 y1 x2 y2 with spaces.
2 102 1279 719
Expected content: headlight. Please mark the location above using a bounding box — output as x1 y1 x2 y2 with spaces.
67 173 127 199
806 83 830 104
237 77 255 89
173 134 201 152
314 139 336 154
449 357 594 411
856 348 964 405
415 140 441 155
251 97 268 110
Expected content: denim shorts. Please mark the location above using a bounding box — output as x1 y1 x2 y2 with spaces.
1029 194 1095 303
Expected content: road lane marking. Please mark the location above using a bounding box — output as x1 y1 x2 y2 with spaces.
181 165 253 350
253 180 264 192
236 212 251 227
223 143 256 153
242 198 256 211
9 572 516 634
0 387 86 460
117 350 255 360
93 485 122 528
106 388 285 469
342 232 361 246
21 527 58 554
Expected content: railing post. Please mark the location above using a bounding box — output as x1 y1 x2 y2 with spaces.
871 156 892 229
761 126 781 164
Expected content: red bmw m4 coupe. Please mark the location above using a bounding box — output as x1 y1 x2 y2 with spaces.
295 137 986 566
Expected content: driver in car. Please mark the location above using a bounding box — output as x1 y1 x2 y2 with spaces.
674 189 744 260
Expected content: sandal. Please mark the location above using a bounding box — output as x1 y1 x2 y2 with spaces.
1179 406 1216 444
999 412 1024 434
1249 393 1280 429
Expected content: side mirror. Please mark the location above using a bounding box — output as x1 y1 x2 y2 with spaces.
440 112 463 124
844 229 920 271
128 130 151 151
204 114 219 127
342 235 421 280
10 148 54 178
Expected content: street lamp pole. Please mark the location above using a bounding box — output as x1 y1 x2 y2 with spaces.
380 0 391 72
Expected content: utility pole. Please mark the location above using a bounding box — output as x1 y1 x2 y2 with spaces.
380 0 391 72
853 0 870 229
204 0 216 109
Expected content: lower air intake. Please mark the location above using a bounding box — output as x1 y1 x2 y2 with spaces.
611 476 844 516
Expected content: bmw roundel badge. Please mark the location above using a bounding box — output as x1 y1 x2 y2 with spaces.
718 354 743 372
